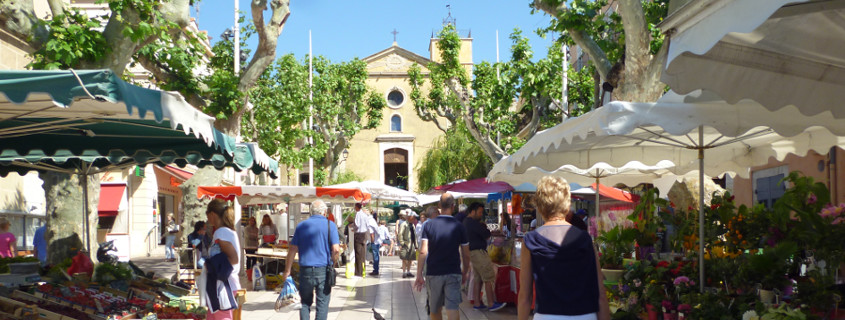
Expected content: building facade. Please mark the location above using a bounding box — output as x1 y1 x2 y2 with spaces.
343 34 472 193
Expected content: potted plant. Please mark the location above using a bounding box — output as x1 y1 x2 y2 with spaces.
743 241 798 304
629 189 667 259
597 226 636 282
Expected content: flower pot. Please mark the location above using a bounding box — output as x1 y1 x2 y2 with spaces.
678 313 686 320
601 268 624 283
759 289 774 304
646 304 659 320
663 312 676 320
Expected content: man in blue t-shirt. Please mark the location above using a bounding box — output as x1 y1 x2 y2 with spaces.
414 193 470 320
33 225 47 265
283 200 340 320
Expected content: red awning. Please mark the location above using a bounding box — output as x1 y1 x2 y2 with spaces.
98 183 127 217
162 165 193 181
590 183 640 203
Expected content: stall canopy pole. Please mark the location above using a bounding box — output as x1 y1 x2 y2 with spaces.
698 126 705 293
82 162 91 254
595 175 600 228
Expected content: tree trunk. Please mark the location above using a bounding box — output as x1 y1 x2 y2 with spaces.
40 171 99 265
178 166 222 246
0 0 48 47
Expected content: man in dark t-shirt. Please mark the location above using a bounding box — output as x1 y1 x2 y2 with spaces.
414 193 470 320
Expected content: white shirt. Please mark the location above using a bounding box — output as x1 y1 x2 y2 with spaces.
354 210 372 234
415 220 426 248
200 227 241 312
375 225 390 244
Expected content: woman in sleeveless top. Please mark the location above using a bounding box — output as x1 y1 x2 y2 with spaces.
518 176 611 320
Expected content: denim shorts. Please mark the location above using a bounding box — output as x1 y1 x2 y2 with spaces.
426 274 462 311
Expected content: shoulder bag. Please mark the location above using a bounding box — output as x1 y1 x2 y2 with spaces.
326 219 337 287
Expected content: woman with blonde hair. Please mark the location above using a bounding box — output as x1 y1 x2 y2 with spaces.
518 176 610 320
0 218 15 258
200 199 241 320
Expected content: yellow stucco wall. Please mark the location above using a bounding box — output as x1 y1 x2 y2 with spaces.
429 37 474 77
0 29 33 70
345 40 472 192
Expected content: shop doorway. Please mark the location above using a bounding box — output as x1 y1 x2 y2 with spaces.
158 194 174 244
384 148 408 190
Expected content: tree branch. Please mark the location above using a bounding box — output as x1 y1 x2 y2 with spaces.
516 97 544 140
447 83 506 162
46 0 64 19
570 29 612 82
617 0 649 81
0 0 48 48
532 0 612 81
239 0 290 94
101 0 190 74
136 54 208 109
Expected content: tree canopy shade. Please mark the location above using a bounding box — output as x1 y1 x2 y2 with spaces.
244 54 385 182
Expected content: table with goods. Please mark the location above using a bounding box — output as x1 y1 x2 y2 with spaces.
0 254 208 320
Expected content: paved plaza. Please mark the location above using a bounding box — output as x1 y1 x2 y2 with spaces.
134 253 522 320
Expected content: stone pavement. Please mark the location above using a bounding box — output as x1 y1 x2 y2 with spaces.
131 249 524 319
240 256 523 320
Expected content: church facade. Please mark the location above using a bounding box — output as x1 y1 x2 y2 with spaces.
343 35 473 193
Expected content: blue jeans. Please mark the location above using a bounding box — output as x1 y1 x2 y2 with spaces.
165 235 176 259
370 243 381 274
299 266 331 320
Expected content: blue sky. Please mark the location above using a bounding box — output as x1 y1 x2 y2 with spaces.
194 1 556 64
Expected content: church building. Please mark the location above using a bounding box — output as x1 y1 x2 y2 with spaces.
342 30 473 193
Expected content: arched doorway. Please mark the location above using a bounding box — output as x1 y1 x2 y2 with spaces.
384 148 408 190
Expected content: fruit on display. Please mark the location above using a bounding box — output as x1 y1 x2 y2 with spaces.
36 283 149 317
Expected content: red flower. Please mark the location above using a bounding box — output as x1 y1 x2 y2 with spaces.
657 261 671 268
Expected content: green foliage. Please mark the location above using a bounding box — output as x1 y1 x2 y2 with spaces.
410 25 593 160
94 262 133 283
244 54 384 171
628 189 667 247
596 225 636 269
742 241 797 290
0 256 40 273
28 11 110 69
415 122 491 193
329 170 363 186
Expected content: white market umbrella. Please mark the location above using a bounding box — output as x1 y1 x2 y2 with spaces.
500 90 845 291
489 160 674 218
660 0 845 117
329 180 419 204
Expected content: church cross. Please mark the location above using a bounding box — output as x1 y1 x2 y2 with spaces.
391 29 399 42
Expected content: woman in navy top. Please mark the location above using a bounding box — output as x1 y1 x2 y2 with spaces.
518 176 610 320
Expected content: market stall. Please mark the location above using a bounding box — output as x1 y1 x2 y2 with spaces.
197 185 371 289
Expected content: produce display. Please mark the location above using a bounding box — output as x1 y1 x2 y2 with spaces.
36 283 146 314
0 253 209 320
151 304 207 320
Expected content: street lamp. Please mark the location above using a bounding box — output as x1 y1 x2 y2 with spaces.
220 28 234 42
342 149 349 161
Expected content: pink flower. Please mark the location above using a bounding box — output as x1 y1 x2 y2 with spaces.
808 194 818 204
673 276 690 286
608 212 617 222
833 217 844 225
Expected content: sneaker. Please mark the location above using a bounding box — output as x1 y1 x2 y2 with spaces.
488 302 507 312
369 272 379 276
472 304 488 310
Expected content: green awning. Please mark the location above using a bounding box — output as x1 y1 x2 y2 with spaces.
0 69 278 177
